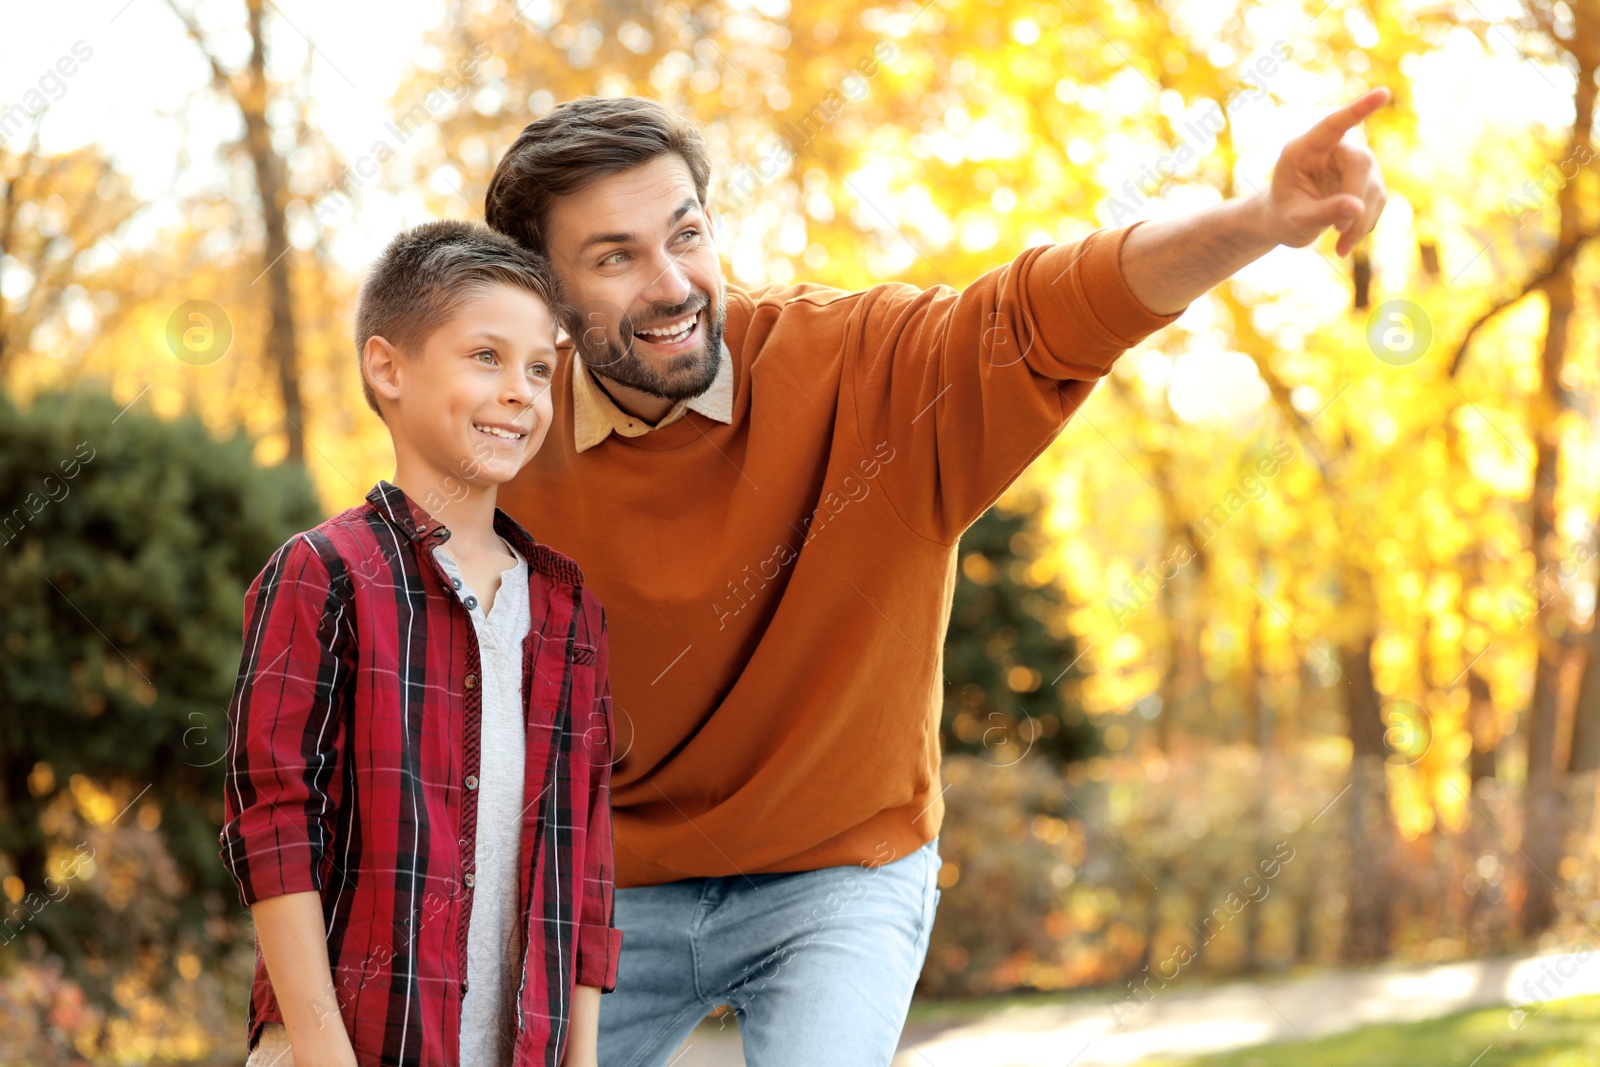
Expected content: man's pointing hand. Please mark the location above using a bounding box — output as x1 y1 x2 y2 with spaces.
1260 87 1391 257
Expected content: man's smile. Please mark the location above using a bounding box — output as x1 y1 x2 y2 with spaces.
631 307 704 353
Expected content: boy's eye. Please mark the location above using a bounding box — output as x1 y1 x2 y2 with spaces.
474 350 496 364
529 362 551 379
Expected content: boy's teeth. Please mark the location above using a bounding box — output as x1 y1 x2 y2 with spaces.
474 424 524 439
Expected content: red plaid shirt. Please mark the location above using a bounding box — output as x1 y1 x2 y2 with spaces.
219 481 622 1066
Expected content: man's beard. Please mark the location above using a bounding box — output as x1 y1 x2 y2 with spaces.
566 292 726 403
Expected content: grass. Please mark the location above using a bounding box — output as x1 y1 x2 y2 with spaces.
1140 993 1600 1067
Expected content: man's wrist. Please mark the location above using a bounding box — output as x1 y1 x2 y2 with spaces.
1120 196 1281 316
1219 193 1283 260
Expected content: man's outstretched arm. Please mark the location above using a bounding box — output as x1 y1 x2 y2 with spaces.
1121 88 1391 315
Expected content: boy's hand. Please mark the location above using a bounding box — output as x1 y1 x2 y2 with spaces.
561 984 603 1067
289 1043 360 1067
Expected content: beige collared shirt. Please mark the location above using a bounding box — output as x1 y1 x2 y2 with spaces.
571 339 734 452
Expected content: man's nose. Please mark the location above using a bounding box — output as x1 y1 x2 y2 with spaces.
637 250 692 309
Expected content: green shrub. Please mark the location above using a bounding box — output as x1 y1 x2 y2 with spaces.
0 389 321 997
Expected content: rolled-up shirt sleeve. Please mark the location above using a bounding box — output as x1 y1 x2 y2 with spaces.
574 604 623 991
219 534 354 909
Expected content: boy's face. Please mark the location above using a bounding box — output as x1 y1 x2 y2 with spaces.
542 153 726 402
379 283 558 490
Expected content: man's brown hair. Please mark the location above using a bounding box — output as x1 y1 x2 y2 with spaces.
484 96 712 256
355 219 564 418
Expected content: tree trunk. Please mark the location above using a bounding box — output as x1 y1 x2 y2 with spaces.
1568 518 1600 773
1293 885 1316 964
1342 625 1392 962
1245 569 1264 750
1518 39 1595 935
163 0 307 463
1571 620 1600 774
1134 391 1208 755
1244 542 1272 969
1468 669 1499 782
241 0 306 465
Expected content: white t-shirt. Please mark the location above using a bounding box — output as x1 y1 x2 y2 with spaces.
435 539 532 1067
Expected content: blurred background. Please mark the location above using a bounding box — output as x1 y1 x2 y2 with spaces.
1 0 1595 1063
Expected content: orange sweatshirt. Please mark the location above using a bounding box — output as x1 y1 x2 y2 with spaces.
500 225 1182 887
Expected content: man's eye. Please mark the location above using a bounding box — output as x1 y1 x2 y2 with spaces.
600 250 626 267
677 228 699 243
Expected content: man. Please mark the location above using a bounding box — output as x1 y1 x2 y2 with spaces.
485 89 1387 1066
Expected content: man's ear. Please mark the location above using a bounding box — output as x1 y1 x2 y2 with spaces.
704 204 717 241
365 336 404 407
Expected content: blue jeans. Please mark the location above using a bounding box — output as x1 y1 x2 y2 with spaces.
597 838 942 1067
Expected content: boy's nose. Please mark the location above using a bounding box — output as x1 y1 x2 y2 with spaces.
501 373 537 410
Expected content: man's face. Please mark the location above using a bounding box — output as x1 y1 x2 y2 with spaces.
543 154 725 403
385 284 559 489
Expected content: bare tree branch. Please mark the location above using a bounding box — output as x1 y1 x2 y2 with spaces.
157 0 308 464
1210 280 1338 482
1447 231 1598 378
160 0 237 96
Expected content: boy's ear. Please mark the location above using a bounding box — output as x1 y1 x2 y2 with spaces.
364 335 404 407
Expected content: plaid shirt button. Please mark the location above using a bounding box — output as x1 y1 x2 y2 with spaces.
464 873 475 888
465 775 478 790
465 674 478 689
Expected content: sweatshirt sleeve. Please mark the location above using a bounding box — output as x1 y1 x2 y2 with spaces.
218 534 355 909
849 223 1184 545
574 602 623 991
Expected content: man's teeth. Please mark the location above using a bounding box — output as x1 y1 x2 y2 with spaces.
636 312 697 342
474 424 524 440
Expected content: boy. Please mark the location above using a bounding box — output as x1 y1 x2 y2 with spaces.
219 220 621 1067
